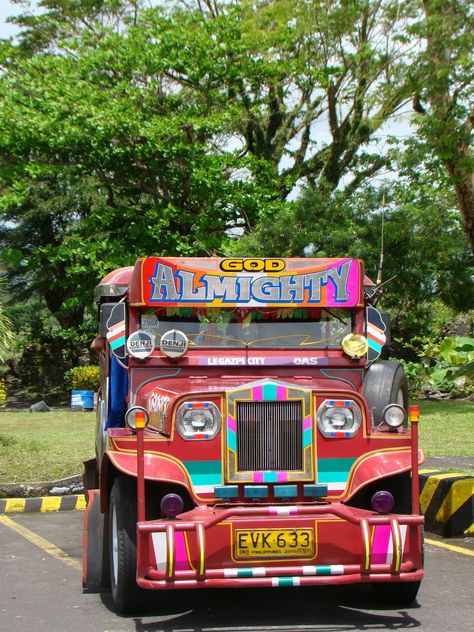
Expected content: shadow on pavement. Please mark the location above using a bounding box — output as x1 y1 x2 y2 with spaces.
100 584 421 631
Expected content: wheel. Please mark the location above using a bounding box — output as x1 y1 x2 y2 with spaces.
363 361 409 424
83 490 110 592
109 476 146 613
371 579 421 606
371 527 424 605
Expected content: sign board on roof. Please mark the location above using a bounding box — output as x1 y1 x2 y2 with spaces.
130 257 364 308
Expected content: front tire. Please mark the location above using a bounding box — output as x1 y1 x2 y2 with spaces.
109 476 146 614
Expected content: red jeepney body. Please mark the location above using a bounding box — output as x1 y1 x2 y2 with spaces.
88 257 424 593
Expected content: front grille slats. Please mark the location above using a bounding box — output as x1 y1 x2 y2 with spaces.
236 401 303 471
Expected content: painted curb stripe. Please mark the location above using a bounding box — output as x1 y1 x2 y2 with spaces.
0 494 86 514
0 514 82 570
420 472 474 537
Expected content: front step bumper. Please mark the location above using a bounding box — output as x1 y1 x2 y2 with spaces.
136 502 424 590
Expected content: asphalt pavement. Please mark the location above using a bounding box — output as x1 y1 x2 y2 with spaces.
1 511 473 632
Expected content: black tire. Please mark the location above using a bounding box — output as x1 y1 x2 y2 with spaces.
371 579 421 606
109 476 146 614
363 361 409 424
371 527 424 605
83 492 110 592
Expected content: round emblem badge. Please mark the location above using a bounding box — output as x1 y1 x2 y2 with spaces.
160 329 189 359
126 330 155 359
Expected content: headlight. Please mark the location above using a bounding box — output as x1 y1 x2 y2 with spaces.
176 401 221 440
317 399 362 437
382 404 406 428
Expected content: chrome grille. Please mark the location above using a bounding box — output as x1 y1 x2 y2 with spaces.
236 401 303 471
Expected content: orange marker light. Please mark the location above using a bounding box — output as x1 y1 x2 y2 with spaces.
135 411 146 429
408 405 420 423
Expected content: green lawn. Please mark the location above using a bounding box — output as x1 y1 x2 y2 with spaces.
416 399 474 458
0 410 95 483
0 400 472 483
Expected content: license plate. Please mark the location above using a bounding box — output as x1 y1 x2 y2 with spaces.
235 528 314 559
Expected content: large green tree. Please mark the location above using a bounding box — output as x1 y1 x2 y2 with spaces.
0 0 471 372
412 0 474 254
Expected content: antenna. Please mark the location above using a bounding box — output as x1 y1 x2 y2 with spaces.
376 193 385 286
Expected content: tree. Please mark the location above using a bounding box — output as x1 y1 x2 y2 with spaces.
412 0 474 254
0 0 471 376
0 298 13 362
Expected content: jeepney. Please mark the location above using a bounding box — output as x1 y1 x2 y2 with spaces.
83 257 424 613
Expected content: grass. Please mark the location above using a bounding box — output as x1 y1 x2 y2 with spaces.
0 400 473 483
416 399 474 457
0 410 95 483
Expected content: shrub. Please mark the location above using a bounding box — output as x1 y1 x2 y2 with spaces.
65 366 100 391
400 336 474 398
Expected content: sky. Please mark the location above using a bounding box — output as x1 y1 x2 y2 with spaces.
0 1 20 39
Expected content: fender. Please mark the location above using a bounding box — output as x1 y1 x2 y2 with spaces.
344 447 425 500
100 451 192 513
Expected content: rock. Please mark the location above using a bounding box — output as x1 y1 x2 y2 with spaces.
0 475 83 498
50 486 70 495
29 400 51 413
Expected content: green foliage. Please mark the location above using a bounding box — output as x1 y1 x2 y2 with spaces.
0 378 7 408
400 336 474 398
0 0 472 395
65 365 100 391
409 0 474 254
0 287 14 363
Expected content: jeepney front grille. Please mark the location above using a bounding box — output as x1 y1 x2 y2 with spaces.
236 401 303 471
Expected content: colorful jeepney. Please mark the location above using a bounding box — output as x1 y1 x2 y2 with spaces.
83 257 424 613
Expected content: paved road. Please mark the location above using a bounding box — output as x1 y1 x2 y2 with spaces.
0 511 473 632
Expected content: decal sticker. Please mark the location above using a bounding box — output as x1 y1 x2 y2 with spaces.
147 387 175 433
127 330 155 359
160 329 189 358
219 258 285 272
140 313 160 333
366 306 387 362
106 303 127 359
200 356 329 366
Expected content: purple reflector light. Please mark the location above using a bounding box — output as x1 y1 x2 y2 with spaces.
161 493 184 519
371 490 394 514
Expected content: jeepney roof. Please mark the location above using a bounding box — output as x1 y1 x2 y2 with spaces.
95 258 375 307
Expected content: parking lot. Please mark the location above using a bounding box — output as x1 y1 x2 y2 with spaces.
1 510 473 632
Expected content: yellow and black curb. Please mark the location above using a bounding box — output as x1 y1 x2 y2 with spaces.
0 494 86 514
1 471 473 539
419 469 474 537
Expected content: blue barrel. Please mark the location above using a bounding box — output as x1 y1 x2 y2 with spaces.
71 389 94 411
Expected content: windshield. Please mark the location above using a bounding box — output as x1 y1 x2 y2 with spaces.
140 307 352 349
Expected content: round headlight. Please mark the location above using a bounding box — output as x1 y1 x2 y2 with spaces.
125 406 150 431
176 401 221 440
342 333 368 358
327 408 354 429
317 400 362 437
382 404 406 428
